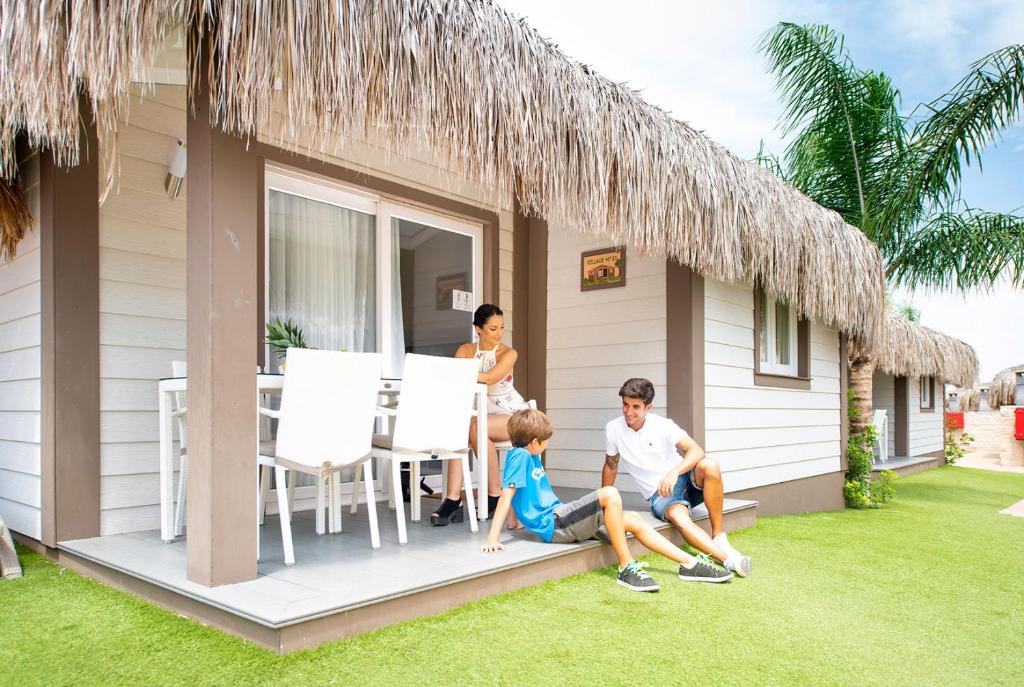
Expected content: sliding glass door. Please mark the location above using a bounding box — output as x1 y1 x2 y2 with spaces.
264 166 483 503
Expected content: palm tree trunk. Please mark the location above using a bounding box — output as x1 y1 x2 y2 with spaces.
848 339 875 436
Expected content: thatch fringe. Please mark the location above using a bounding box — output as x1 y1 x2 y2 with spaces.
0 176 31 263
873 315 978 388
0 1 885 344
988 364 1023 409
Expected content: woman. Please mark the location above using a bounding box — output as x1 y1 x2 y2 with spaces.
430 304 529 526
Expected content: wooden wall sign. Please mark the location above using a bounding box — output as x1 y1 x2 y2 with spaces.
580 246 626 291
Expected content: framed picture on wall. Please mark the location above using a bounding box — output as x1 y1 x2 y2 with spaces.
580 246 626 291
436 272 468 310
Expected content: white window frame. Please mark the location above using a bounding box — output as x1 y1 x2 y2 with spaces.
263 165 484 377
759 291 799 377
920 376 933 409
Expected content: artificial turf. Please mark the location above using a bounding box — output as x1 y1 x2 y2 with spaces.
4 466 1023 686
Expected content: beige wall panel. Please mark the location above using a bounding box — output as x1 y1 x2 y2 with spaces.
0 347 42 382
0 440 40 474
0 314 42 351
100 314 185 350
97 86 188 534
0 248 41 295
544 227 666 489
0 282 41 323
0 411 41 443
100 281 185 320
0 380 42 411
100 217 186 258
704 279 842 492
908 376 943 456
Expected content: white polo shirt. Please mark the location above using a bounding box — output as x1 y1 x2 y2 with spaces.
605 413 688 499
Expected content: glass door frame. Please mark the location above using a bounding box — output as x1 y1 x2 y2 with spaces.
262 163 484 502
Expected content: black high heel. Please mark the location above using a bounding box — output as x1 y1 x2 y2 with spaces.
430 498 464 526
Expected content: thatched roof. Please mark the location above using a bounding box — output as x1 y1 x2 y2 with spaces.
0 1 885 342
0 177 30 261
988 364 1023 408
950 386 981 412
873 315 978 387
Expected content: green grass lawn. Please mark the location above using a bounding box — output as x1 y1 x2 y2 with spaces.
4 466 1024 686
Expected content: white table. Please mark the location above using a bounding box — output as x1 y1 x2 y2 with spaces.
158 375 490 542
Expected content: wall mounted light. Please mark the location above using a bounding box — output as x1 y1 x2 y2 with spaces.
165 139 187 199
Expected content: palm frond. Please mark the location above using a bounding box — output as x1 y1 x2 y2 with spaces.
753 140 787 181
759 23 872 218
884 207 1024 290
877 45 1024 241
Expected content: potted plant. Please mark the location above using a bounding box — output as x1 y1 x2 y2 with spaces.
265 318 311 369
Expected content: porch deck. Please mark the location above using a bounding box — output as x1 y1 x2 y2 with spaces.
57 489 756 653
872 454 944 476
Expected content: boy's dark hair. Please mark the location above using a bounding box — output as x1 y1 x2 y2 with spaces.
473 303 503 328
507 408 554 448
619 377 655 405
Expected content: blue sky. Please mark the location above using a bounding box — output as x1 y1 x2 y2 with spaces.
499 0 1023 380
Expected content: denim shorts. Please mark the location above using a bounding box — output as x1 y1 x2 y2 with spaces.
647 470 703 521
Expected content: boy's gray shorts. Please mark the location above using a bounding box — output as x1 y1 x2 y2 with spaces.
550 490 605 543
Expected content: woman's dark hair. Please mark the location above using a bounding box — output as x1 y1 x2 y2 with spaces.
619 378 655 405
473 303 503 328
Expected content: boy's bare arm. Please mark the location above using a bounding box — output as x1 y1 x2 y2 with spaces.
482 487 516 552
602 454 620 487
656 434 705 496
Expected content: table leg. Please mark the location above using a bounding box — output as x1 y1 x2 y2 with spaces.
159 388 174 542
477 390 488 520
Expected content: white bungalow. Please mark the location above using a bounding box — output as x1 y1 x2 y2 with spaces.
0 1 953 650
869 316 977 473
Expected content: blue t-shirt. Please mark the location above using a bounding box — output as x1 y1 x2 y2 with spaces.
502 447 561 542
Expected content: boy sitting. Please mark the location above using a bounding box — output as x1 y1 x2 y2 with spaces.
482 408 732 591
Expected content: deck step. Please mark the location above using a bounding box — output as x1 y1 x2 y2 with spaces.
55 493 756 652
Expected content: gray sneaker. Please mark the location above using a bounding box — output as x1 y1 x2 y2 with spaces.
616 561 660 592
678 554 734 583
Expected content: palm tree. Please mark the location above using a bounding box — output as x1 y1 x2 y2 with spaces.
758 23 1024 432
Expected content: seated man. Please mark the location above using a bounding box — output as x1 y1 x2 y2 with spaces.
483 408 733 591
603 378 752 577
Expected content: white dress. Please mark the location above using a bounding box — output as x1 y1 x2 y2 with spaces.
475 344 529 415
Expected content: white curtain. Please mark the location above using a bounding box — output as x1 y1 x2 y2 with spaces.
268 190 377 356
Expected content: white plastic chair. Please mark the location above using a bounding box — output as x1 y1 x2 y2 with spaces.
372 353 480 544
170 361 188 537
871 409 888 464
257 348 384 566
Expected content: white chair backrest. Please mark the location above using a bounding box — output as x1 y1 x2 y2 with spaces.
274 348 383 470
170 360 188 445
872 409 886 430
392 353 478 453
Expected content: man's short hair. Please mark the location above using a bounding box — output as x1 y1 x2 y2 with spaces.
507 408 554 448
619 377 655 405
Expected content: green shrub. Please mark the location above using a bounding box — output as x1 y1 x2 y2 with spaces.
944 429 975 464
844 389 896 509
872 469 898 503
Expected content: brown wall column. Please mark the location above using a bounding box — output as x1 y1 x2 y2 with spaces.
894 376 909 457
186 32 259 586
666 262 705 446
512 196 548 411
39 97 101 547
